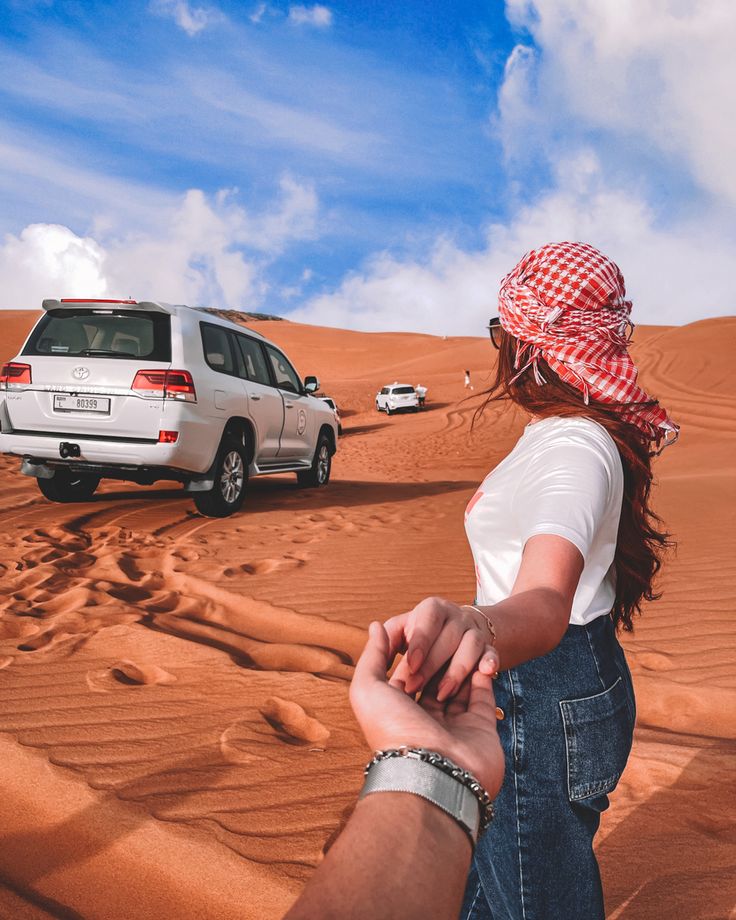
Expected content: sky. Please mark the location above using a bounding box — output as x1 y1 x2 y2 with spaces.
0 0 734 333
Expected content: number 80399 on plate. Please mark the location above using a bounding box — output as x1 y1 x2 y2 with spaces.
53 395 111 414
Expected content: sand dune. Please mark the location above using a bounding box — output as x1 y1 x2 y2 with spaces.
1 309 735 918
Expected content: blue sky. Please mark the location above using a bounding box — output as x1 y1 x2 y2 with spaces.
0 0 734 332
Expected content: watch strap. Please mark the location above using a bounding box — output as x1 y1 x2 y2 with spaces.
359 755 481 845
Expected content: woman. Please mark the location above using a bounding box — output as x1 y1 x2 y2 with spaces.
385 242 678 920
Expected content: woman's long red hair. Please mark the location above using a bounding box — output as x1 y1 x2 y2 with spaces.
477 331 673 632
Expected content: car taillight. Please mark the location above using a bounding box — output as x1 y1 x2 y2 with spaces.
0 362 32 388
158 430 179 443
132 369 196 402
164 370 196 401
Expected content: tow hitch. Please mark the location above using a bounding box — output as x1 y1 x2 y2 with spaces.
59 441 81 458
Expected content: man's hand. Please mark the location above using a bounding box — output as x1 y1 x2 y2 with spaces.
349 621 504 798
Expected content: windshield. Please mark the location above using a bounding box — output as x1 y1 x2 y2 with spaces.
24 309 171 361
392 386 415 394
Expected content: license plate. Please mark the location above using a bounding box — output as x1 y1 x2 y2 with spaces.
53 394 111 414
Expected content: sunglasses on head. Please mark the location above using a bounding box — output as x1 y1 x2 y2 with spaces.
487 316 502 349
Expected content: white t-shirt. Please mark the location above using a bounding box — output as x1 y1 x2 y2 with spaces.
464 416 624 626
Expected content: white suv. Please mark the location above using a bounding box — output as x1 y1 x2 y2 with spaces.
375 383 419 415
0 299 338 517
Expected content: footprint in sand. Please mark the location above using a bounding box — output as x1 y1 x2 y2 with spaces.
291 534 317 545
54 551 97 573
219 720 272 764
260 697 331 746
222 556 307 578
219 699 330 763
637 651 674 671
112 659 177 685
0 619 39 640
86 659 177 692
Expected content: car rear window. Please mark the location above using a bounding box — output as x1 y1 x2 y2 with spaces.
24 309 171 361
392 386 415 394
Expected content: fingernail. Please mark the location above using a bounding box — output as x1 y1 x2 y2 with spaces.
437 678 455 701
405 674 423 695
408 648 424 672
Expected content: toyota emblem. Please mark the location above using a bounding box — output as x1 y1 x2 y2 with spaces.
72 366 90 380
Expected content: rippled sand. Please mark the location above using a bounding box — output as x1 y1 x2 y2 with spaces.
0 310 734 919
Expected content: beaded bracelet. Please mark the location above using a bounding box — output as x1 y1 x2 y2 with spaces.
364 746 495 833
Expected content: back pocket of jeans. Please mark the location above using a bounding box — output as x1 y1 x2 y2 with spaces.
559 676 634 802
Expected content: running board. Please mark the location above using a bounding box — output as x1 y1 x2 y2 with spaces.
184 460 312 492
185 460 311 492
253 461 311 474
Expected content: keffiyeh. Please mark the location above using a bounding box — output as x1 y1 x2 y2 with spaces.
498 241 679 449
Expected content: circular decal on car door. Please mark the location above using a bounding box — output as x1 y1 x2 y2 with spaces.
297 408 307 435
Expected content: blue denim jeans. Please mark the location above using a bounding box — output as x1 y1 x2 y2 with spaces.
461 614 636 920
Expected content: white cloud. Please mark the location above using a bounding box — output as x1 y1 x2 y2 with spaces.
290 153 736 334
502 0 736 204
150 0 224 36
290 0 736 334
288 4 332 28
0 225 108 306
249 3 268 23
0 178 319 310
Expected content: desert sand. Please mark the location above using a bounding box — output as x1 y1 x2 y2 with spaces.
0 308 734 919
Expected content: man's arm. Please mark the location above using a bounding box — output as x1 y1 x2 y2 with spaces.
283 621 504 920
284 792 471 920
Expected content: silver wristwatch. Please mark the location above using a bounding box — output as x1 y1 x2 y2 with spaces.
359 753 482 845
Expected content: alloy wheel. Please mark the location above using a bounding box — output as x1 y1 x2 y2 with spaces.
220 450 245 503
317 444 330 483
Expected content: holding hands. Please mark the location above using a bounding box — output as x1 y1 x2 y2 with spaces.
350 620 504 797
383 596 501 701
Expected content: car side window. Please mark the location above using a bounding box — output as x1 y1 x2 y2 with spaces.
235 334 271 386
201 324 235 375
265 345 302 394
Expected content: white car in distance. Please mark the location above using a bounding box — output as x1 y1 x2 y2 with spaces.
375 383 419 415
0 299 338 517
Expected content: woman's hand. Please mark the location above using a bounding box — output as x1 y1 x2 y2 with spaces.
383 597 500 701
349 621 504 797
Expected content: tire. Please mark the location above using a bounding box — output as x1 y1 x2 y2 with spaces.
386 405 393 416
376 402 382 412
193 437 248 517
37 469 99 503
297 433 332 488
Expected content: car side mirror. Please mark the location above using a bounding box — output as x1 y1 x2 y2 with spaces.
304 375 319 393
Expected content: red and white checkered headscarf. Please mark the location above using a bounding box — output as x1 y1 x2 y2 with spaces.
498 241 679 450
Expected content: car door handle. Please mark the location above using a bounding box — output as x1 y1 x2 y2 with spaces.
284 402 294 409
249 393 261 400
